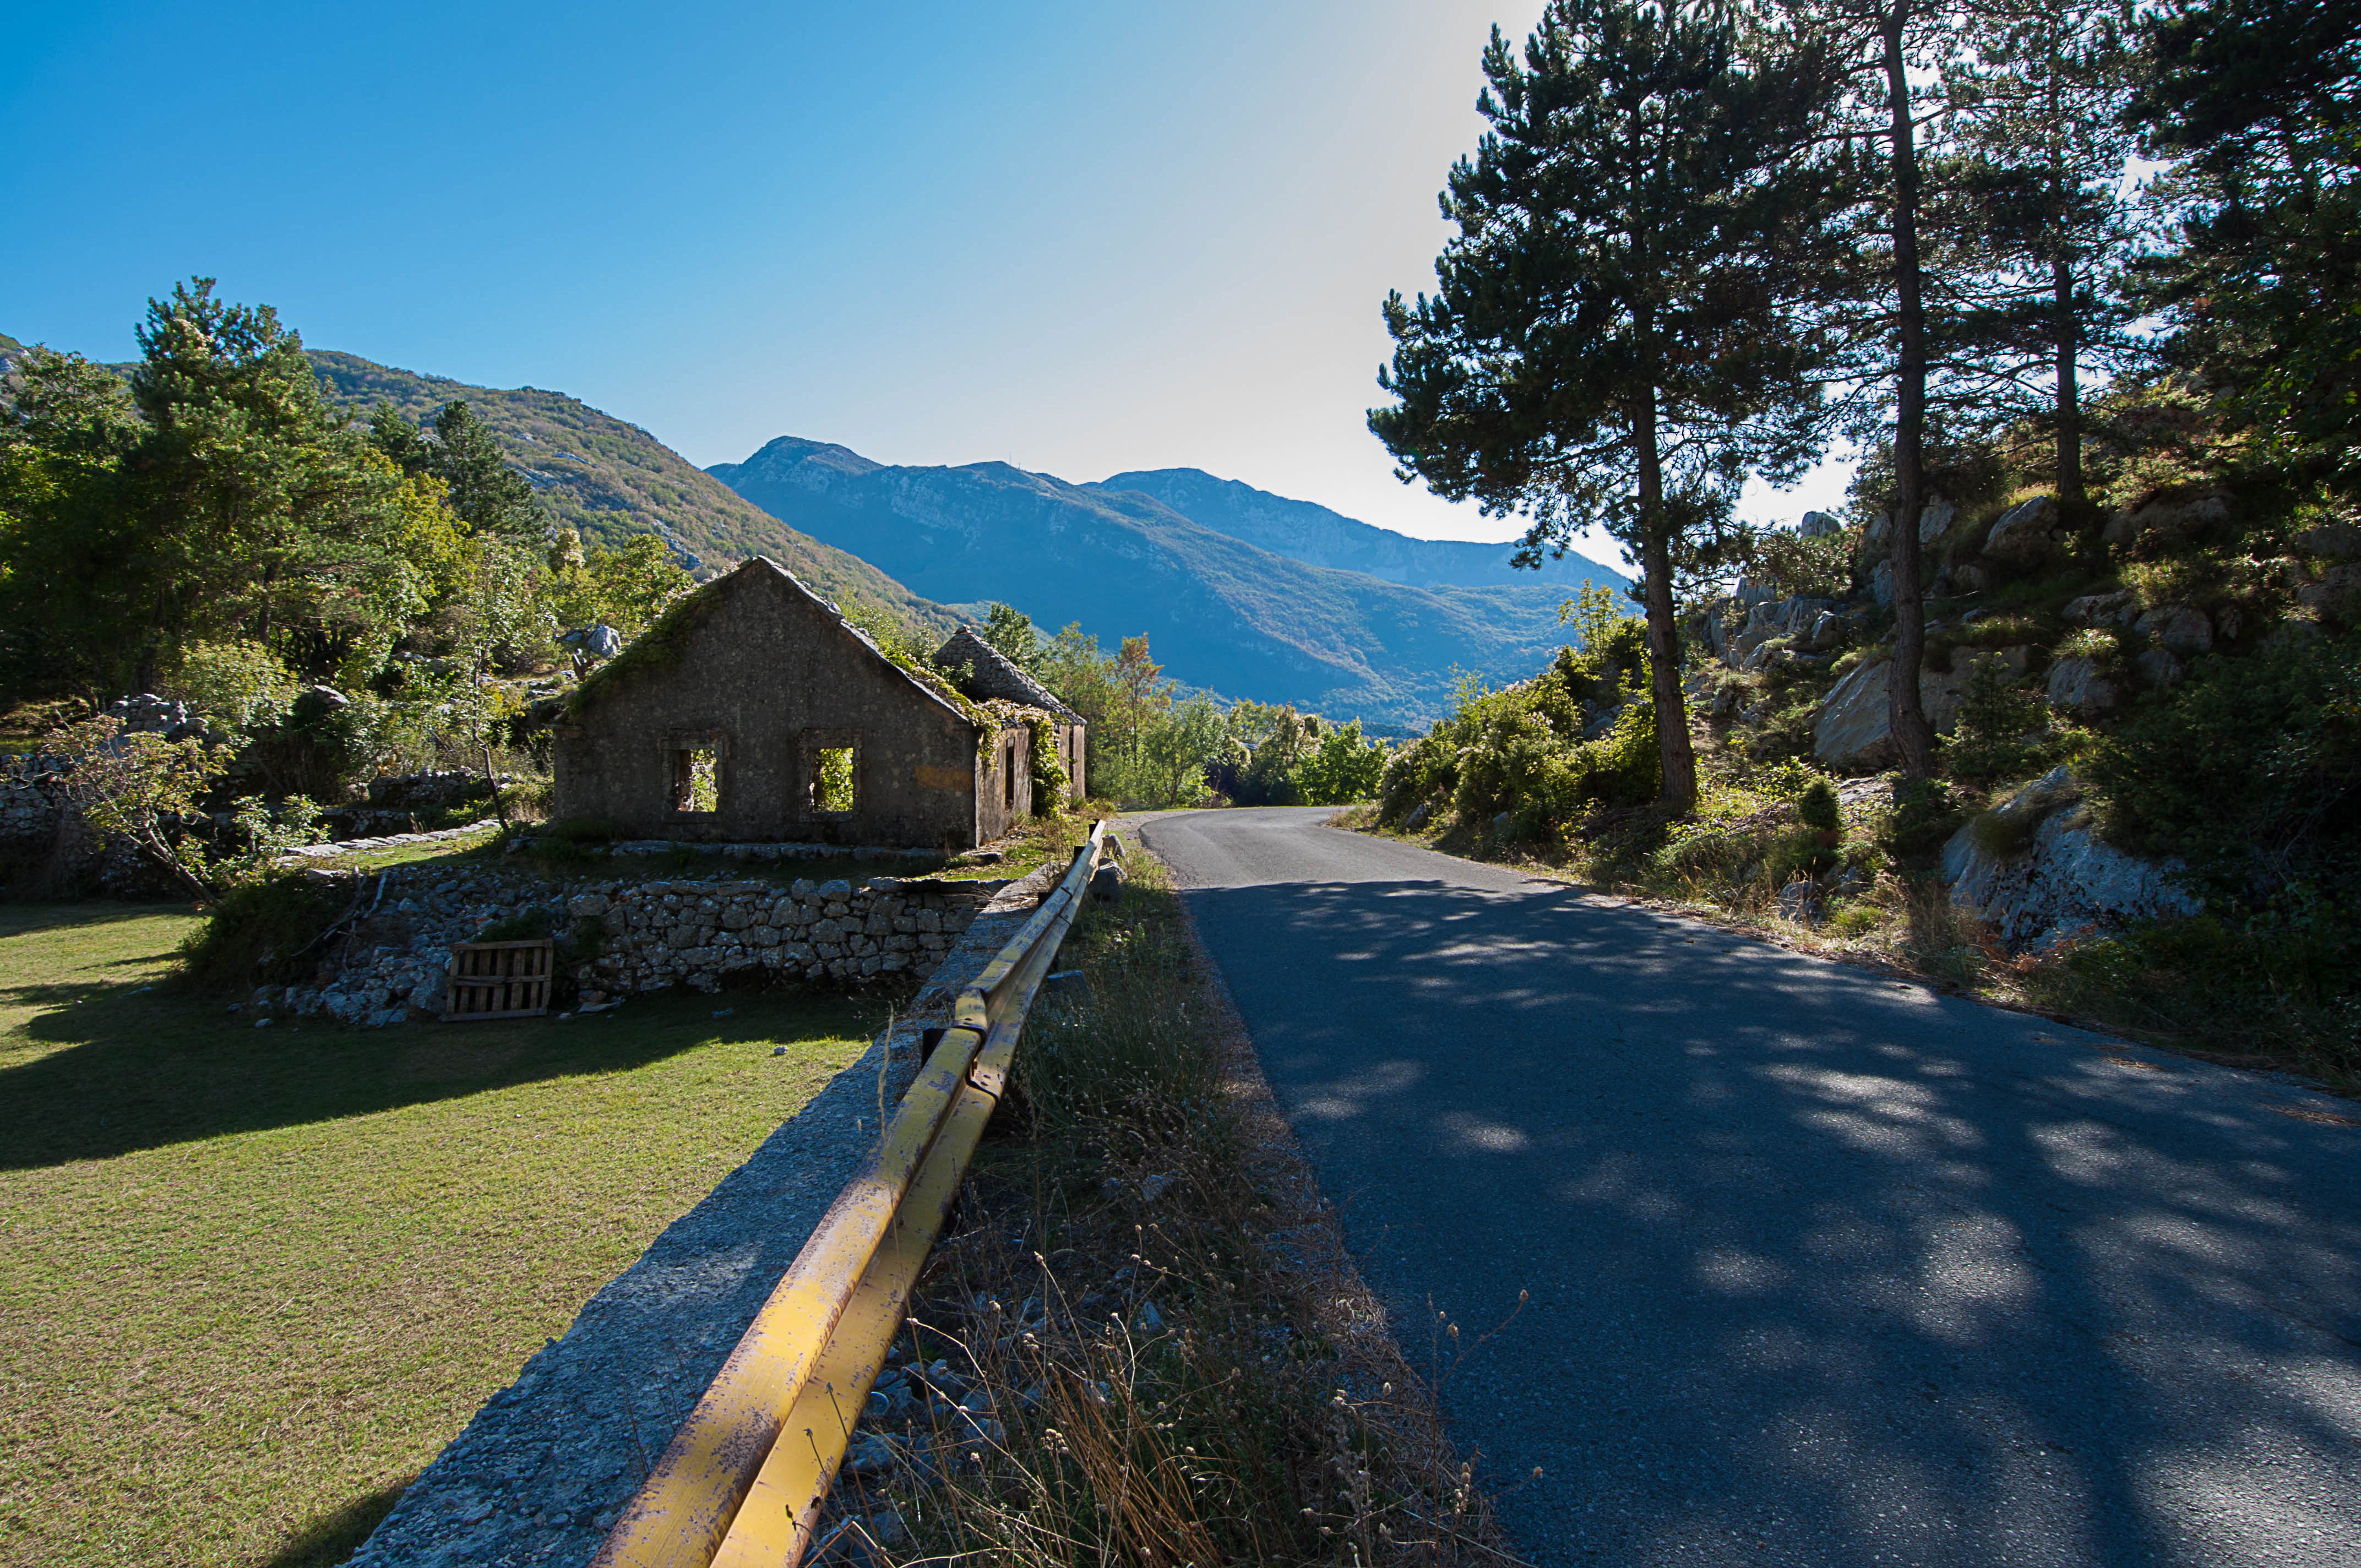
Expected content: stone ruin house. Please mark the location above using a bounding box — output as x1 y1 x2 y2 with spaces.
932 625 1086 801
550 558 1081 850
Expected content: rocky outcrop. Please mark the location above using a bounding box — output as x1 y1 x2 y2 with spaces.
1943 767 2201 950
2046 656 2123 716
1982 495 2061 565
2134 604 2213 655
1812 649 1993 768
2294 521 2361 559
2062 589 2139 628
2103 487 2229 549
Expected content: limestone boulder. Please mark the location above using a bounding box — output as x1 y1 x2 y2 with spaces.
2046 656 2122 717
2294 521 2361 559
1815 658 1895 769
1799 510 1842 538
2061 589 2139 628
2132 604 2212 655
1982 495 2060 566
1813 654 1977 768
1918 499 1957 544
2103 488 2229 549
2296 563 2361 624
1943 767 2201 950
2134 648 2185 689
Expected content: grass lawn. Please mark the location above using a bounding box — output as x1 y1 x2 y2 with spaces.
0 902 887 1568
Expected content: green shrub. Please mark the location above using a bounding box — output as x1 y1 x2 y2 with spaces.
1021 711 1069 814
2083 631 2361 916
1797 778 1840 833
177 873 356 996
476 906 559 943
1296 718 1387 805
1885 777 1962 859
1827 902 1883 938
1946 655 2061 787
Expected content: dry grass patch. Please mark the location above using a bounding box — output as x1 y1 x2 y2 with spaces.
802 842 1520 1568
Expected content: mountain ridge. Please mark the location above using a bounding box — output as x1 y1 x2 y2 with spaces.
1092 466 1623 590
711 437 1608 727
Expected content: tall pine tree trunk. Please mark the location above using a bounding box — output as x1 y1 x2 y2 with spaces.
2055 255 2083 504
1883 0 1936 781
1632 381 1698 814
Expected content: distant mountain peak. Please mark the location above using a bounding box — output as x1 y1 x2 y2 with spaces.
1093 467 1623 591
709 437 1628 727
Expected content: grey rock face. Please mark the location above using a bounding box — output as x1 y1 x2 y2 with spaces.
2293 520 2361 559
1982 495 2060 565
1872 558 1894 608
2135 648 2186 689
1943 767 2201 950
2062 589 2139 628
2103 488 2229 549
1798 510 1842 538
1917 499 1956 544
2046 656 2122 716
2133 604 2213 655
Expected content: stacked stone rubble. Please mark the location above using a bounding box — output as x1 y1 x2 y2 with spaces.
253 862 997 1027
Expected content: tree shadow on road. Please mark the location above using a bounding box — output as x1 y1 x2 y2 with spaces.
1181 875 2361 1566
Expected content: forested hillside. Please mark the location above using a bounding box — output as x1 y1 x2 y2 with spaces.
1360 0 2361 1082
713 436 1593 727
298 353 953 634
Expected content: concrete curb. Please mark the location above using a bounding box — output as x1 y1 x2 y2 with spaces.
346 863 1061 1568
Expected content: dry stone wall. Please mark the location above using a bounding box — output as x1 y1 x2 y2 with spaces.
255 863 1002 1027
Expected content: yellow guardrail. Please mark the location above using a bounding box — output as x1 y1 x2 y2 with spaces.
591 821 1109 1568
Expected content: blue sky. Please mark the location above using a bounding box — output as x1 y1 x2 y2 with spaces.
2 0 1848 565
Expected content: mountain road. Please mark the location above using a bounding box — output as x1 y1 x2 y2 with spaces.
1137 806 2361 1568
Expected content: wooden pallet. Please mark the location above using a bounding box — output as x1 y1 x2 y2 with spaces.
443 939 554 1021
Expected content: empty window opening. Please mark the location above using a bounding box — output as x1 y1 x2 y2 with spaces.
673 748 720 813
1003 742 1017 810
813 746 857 813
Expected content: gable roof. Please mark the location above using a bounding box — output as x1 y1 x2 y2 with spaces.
568 556 984 728
935 625 1080 721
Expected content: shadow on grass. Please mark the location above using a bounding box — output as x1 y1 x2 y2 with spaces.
0 957 890 1170
260 1478 413 1568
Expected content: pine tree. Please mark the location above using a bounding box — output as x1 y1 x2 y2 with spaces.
1370 0 1840 813
2127 0 2361 461
1935 0 2140 504
1808 0 1951 780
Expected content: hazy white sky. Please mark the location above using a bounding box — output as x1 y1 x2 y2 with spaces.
3 0 1851 570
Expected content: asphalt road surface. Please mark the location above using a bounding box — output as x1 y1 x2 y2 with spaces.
1139 807 2361 1568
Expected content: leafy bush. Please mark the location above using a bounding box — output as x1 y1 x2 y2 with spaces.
2083 631 2361 916
160 639 302 732
1295 718 1387 804
1884 777 1962 859
1020 711 1069 814
1946 654 2065 787
178 872 356 995
1738 521 1856 600
1797 778 1840 833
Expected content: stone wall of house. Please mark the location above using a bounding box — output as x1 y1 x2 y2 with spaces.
551 559 1014 851
254 861 1004 1026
